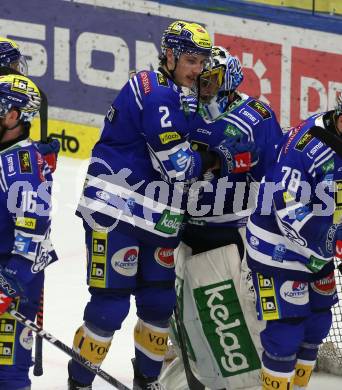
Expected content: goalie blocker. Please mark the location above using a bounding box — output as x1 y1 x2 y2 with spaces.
160 243 265 390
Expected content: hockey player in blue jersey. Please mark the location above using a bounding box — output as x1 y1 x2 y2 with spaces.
0 37 28 75
246 94 342 390
0 74 58 389
0 36 60 173
182 46 283 257
69 21 258 390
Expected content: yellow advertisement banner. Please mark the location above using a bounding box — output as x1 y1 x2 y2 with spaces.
31 118 100 159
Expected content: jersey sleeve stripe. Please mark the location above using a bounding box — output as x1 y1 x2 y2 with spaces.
129 78 143 110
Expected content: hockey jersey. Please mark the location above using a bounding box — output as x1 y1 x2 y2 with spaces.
246 112 342 281
0 139 57 282
187 93 283 227
76 70 204 247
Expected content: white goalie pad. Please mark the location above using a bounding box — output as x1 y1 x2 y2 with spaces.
160 242 265 390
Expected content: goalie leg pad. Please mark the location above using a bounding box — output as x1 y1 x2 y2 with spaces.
134 318 169 377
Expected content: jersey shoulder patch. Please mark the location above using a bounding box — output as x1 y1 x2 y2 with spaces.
247 99 272 120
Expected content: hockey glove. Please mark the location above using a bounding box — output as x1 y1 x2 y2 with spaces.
36 137 60 173
0 267 20 315
0 256 33 314
210 137 259 176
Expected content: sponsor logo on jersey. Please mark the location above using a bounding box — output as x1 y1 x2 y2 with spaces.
233 152 252 173
19 327 34 350
294 132 314 151
294 205 310 222
239 108 259 124
156 73 169 87
283 191 295 203
169 149 190 172
322 158 334 174
5 154 16 176
257 274 274 290
311 271 336 295
155 210 183 235
125 197 136 214
249 235 259 248
111 247 138 276
154 247 174 268
90 261 105 280
247 100 271 120
18 150 32 173
257 274 279 320
217 143 234 172
159 131 181 145
0 304 17 363
0 318 15 336
0 341 14 363
90 231 107 288
195 128 211 136
272 244 286 262
106 105 116 122
326 224 337 254
283 121 305 154
14 234 32 254
306 256 327 273
193 280 260 376
280 281 309 305
307 141 323 159
92 237 106 256
15 217 37 230
139 71 152 95
224 124 241 138
95 190 111 203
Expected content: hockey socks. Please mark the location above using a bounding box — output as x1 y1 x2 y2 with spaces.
261 365 295 390
69 322 113 385
134 319 169 378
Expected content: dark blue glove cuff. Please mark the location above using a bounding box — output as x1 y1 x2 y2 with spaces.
36 138 61 155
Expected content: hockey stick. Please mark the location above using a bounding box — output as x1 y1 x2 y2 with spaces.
38 87 48 143
8 306 131 390
33 288 44 376
32 87 48 376
173 303 206 390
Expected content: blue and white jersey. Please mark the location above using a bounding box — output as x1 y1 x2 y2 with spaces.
76 70 204 247
187 92 283 227
0 139 57 275
246 112 342 281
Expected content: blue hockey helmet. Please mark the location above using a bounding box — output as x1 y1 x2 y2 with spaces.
199 46 244 121
0 37 28 76
0 74 41 122
161 20 212 60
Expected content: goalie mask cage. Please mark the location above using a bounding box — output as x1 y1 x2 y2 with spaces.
316 258 342 376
